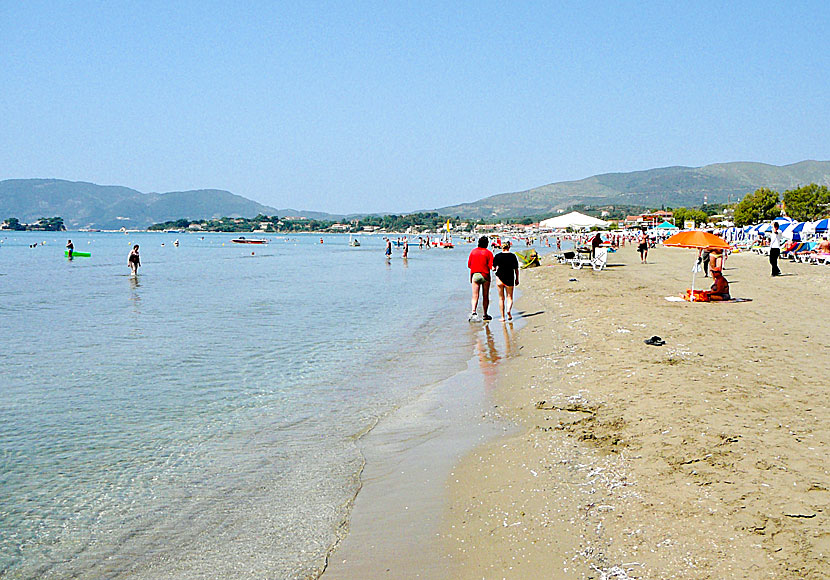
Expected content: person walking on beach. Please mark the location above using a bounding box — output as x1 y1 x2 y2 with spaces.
493 241 519 321
700 248 711 277
709 249 723 275
468 236 494 321
128 244 141 276
768 222 782 276
66 239 74 258
637 229 649 263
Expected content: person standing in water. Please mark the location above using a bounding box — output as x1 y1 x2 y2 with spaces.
492 241 519 321
128 244 141 275
385 238 392 259
402 238 409 259
66 239 74 258
467 236 494 321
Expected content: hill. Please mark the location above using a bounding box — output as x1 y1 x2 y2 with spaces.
437 160 830 219
0 179 339 230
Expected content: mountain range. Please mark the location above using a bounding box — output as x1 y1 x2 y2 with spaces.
3 161 830 228
0 179 339 230
437 160 830 218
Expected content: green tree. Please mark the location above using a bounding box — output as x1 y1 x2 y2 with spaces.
782 184 830 221
733 188 780 226
2 217 26 230
672 208 709 227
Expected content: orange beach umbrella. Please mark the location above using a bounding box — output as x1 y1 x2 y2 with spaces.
663 230 731 250
662 231 731 301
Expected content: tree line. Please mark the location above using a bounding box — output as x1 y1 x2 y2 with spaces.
1 217 66 231
733 184 830 226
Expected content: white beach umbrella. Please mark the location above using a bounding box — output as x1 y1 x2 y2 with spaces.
781 222 807 241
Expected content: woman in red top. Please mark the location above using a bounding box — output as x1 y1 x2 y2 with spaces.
467 236 494 321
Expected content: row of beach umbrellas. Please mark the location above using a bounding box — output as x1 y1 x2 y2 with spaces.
719 218 830 242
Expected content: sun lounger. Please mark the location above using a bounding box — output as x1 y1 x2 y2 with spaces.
784 242 815 260
571 248 607 271
806 253 830 265
554 250 574 264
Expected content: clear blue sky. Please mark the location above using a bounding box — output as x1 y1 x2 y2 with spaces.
2 1 829 214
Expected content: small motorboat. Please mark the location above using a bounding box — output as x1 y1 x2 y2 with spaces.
349 235 361 247
231 236 268 244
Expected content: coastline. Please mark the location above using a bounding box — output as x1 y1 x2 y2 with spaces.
322 324 519 578
445 246 830 579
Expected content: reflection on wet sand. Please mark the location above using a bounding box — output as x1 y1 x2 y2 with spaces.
473 321 517 393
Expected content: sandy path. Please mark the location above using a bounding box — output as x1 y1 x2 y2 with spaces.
444 244 830 579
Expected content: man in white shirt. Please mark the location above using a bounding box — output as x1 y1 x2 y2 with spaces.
768 222 782 276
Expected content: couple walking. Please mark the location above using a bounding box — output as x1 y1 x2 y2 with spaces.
468 236 519 322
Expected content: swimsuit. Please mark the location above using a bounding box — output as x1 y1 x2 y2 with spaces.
493 251 519 286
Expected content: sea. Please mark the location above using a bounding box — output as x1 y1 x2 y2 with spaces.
0 231 542 579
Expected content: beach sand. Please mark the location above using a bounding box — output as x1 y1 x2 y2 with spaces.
445 245 830 579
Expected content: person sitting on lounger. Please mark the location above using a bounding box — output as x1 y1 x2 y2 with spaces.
816 236 830 254
706 270 730 301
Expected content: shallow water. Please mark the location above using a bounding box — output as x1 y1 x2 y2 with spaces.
0 231 499 579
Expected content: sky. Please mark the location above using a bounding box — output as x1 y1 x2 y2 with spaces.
2 1 829 214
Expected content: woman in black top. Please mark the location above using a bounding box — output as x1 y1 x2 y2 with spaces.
492 241 519 321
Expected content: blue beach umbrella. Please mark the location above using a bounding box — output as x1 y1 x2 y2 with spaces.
781 222 807 241
813 218 830 233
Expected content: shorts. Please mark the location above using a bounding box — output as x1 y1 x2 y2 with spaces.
472 272 488 284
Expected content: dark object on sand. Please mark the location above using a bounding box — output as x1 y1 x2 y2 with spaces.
644 336 665 346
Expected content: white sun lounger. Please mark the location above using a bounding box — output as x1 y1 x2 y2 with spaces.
571 248 607 271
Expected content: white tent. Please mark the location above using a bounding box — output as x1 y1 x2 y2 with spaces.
539 211 609 230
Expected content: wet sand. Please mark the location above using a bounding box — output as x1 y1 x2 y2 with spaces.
445 245 830 579
323 326 518 579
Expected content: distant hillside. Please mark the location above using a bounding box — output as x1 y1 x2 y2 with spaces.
0 179 339 230
437 161 830 219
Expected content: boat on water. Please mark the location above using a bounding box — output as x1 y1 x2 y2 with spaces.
433 219 454 248
231 236 268 244
349 235 361 247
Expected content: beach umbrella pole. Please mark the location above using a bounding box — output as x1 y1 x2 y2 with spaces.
691 248 701 301
691 261 696 300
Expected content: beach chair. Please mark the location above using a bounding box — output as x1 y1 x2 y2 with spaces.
591 247 608 270
571 248 607 271
558 250 585 267
807 253 830 265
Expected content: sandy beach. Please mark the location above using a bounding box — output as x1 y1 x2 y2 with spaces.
445 244 830 579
